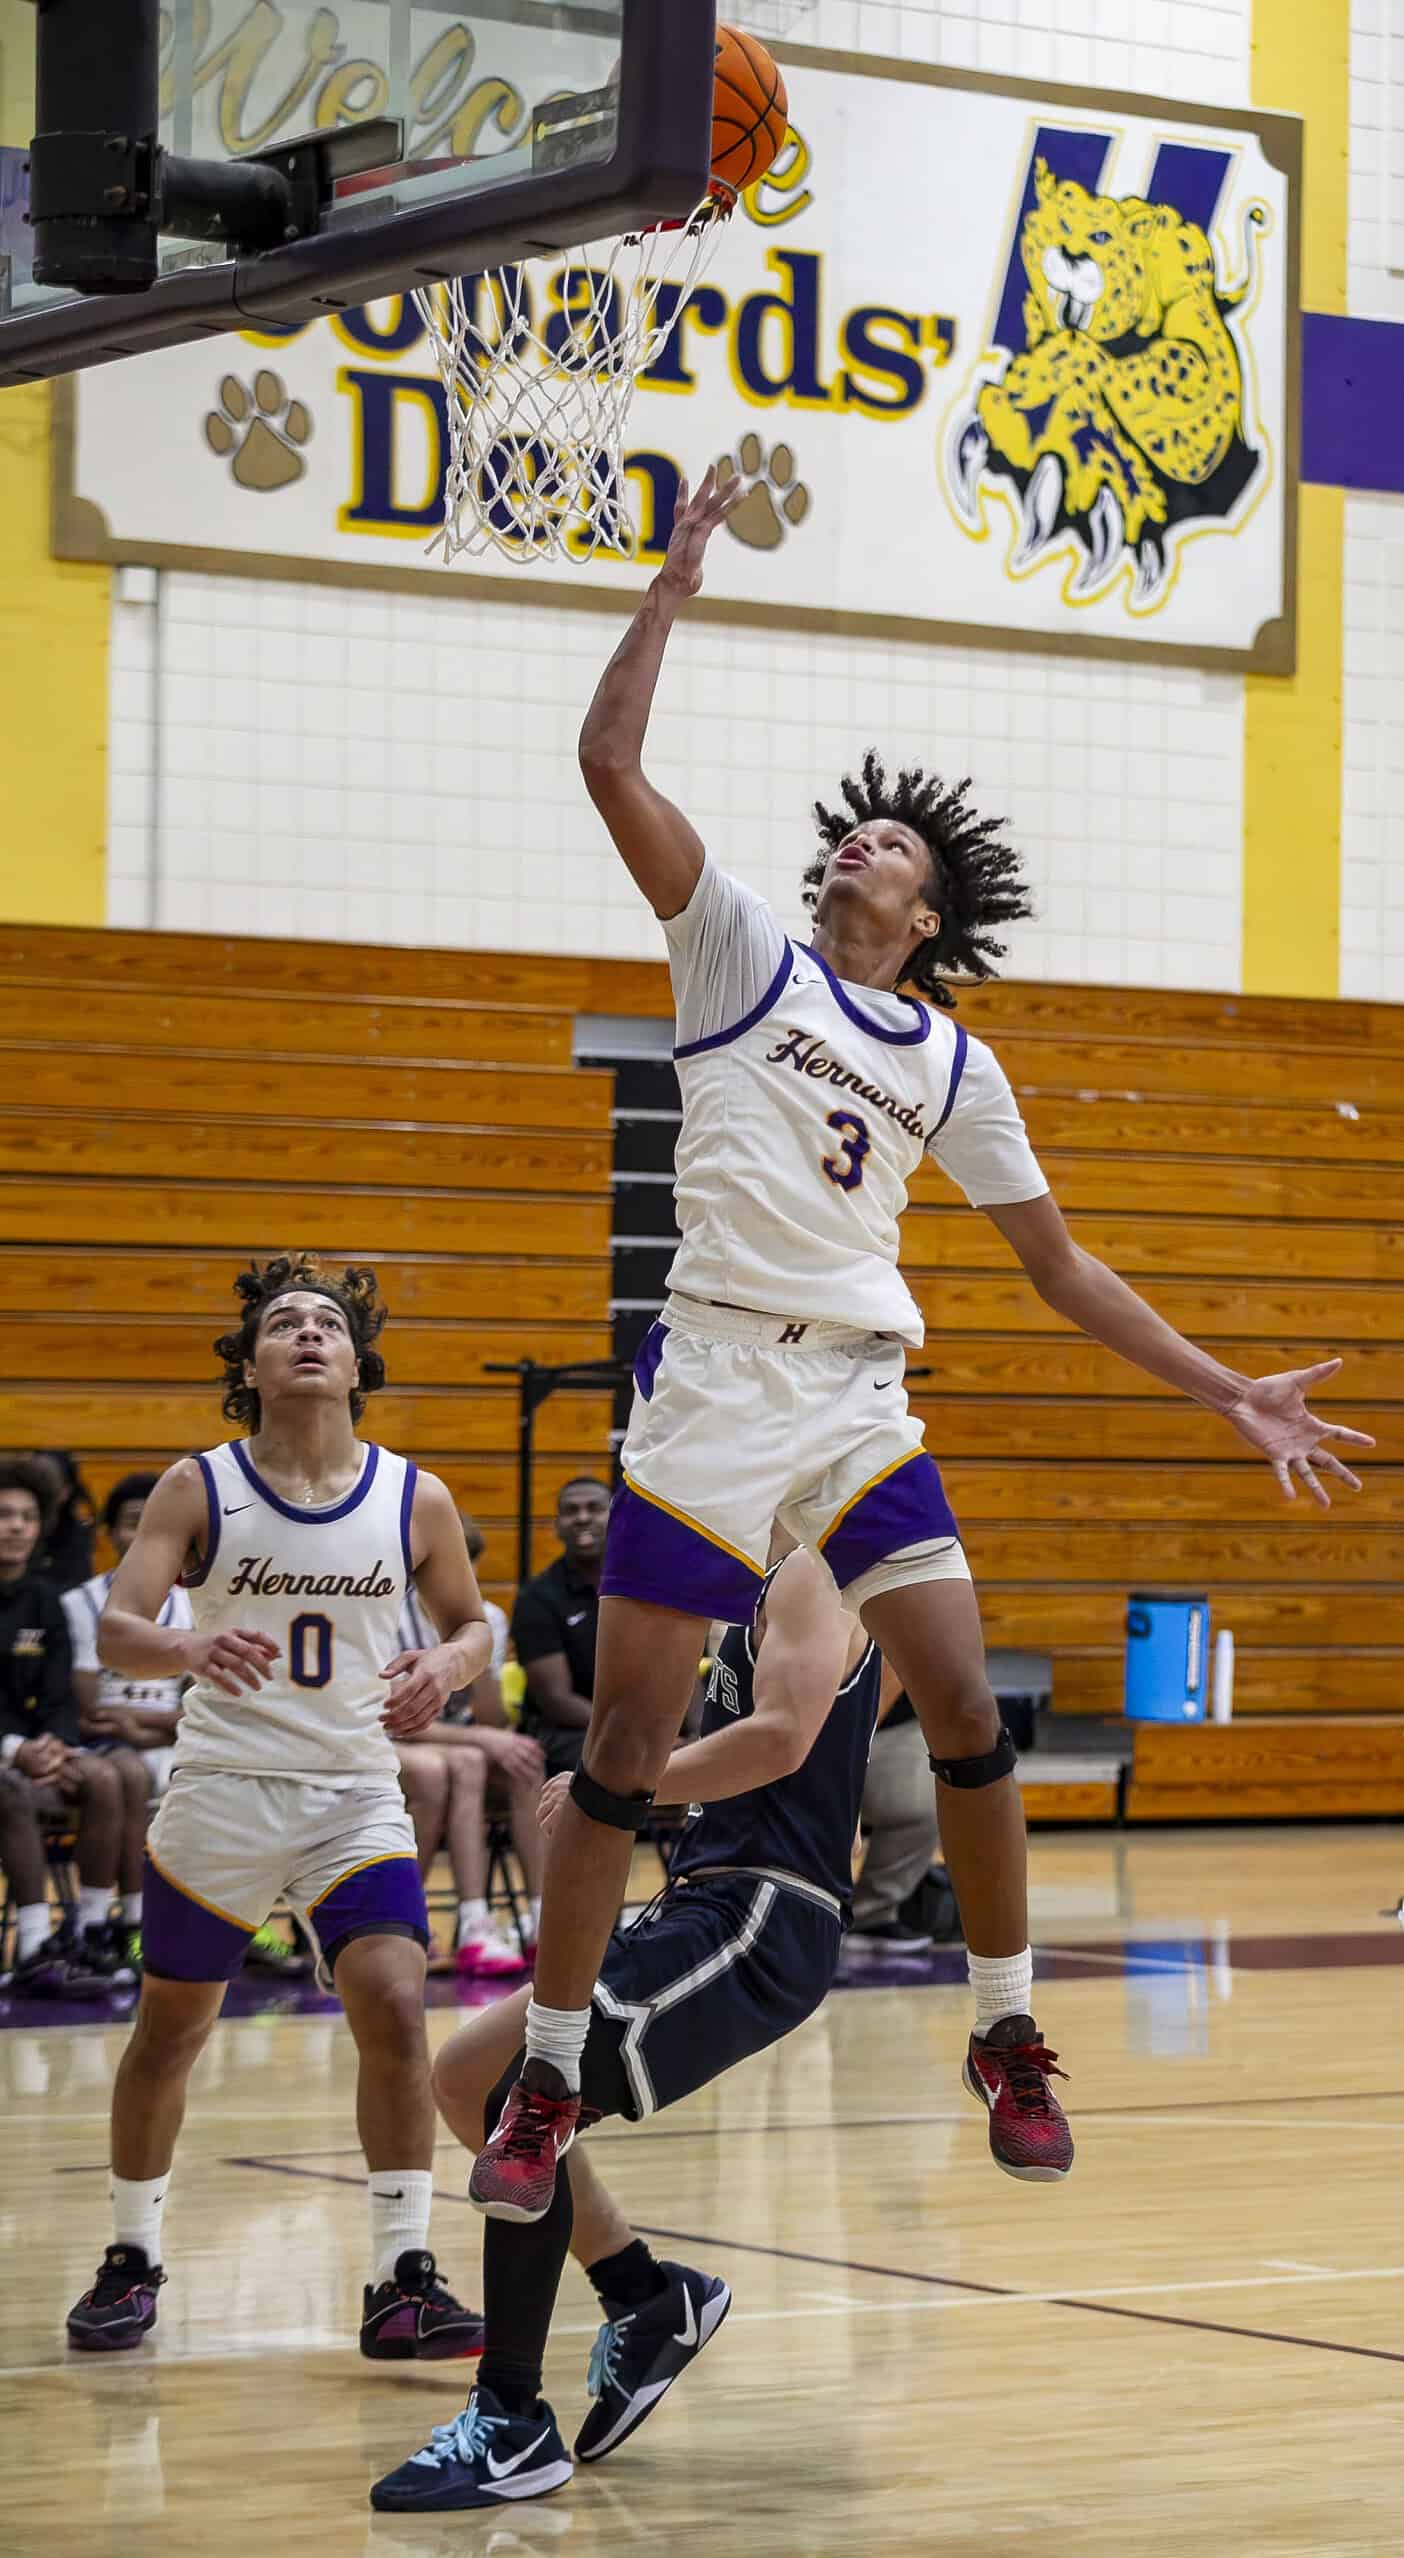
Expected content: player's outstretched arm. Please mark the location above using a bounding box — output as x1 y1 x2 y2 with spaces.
99 1459 281 1695
987 1193 1375 1508
652 1549 856 1805
578 464 743 919
382 1471 493 1738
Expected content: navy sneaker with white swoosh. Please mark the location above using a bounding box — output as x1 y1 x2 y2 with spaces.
574 2261 732 2462
369 2384 573 2512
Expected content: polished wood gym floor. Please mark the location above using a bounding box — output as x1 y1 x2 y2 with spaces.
4 1827 1403 2558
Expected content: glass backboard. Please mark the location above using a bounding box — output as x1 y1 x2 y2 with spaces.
0 0 714 385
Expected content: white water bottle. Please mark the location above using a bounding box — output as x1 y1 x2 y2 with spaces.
1212 1627 1235 1724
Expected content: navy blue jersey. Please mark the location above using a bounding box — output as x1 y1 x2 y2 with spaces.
668 1581 882 1916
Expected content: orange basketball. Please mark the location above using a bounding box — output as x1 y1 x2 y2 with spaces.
711 24 789 202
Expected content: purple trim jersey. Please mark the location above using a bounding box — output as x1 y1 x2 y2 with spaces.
663 864 1049 1347
173 1440 416 1785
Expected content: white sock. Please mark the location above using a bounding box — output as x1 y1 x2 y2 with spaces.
456 1898 489 1948
78 1884 112 1934
368 2168 434 2286
15 1902 50 1962
524 1996 590 2095
112 2172 169 2264
969 1948 1035 2036
121 1892 142 1927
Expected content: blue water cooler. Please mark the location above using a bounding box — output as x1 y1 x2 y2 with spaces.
1124 1593 1210 1722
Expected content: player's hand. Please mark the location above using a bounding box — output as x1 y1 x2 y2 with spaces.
380 1646 460 1738
1225 1360 1374 1507
14 1733 66 1782
537 1771 572 1838
656 463 744 600
471 1725 545 1785
183 1629 280 1696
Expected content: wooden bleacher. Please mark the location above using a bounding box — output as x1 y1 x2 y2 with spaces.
2 922 1401 1818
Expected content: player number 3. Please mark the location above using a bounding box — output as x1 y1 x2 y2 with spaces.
821 1109 870 1193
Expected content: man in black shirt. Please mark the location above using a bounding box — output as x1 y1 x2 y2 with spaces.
0 1461 146 1997
510 1480 610 1780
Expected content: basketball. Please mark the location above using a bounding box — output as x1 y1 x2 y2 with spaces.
711 25 789 201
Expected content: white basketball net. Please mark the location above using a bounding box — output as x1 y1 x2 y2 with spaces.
413 195 731 566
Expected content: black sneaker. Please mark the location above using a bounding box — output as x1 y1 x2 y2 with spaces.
59 1923 135 1996
243 1922 313 1978
67 2244 166 2352
575 2261 731 2462
371 2383 573 2512
847 1917 934 1955
6 1929 72 1997
360 2248 484 2361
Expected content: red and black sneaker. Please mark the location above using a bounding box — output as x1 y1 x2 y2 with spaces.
360 2249 485 2361
468 2081 580 2223
963 2013 1074 2182
66 2243 166 2352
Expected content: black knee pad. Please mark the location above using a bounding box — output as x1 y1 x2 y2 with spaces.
569 1764 657 1833
929 1727 1017 1789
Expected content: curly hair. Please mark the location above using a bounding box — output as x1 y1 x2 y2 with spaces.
801 751 1033 1011
214 1253 388 1433
0 1457 54 1527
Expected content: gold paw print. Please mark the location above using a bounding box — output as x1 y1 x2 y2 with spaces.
722 434 811 551
204 370 312 492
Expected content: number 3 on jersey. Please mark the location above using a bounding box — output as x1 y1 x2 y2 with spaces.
821 1109 870 1193
289 1611 334 1689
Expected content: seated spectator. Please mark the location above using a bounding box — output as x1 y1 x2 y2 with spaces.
27 1449 97 1593
394 1578 547 1980
0 1460 147 1994
850 1683 941 1953
63 1472 193 1801
509 1476 610 1778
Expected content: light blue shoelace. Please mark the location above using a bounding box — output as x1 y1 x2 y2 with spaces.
586 2317 629 2400
410 2400 504 2471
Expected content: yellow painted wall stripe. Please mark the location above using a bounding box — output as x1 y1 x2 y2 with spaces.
0 2 109 926
1243 0 1350 996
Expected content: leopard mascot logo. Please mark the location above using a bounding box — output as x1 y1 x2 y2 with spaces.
947 159 1267 609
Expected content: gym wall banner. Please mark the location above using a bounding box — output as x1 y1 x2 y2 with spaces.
54 30 1301 672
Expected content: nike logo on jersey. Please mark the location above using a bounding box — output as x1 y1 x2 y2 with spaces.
873 1379 896 1392
566 1611 589 1628
223 1502 255 1515
674 2287 699 2349
485 2427 553 2480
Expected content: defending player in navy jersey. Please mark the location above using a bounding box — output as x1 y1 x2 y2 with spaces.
473 466 1375 2225
373 1544 896 2513
65 1255 491 2362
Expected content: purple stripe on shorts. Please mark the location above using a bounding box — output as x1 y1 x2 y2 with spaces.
602 1481 764 1622
632 1322 669 1403
142 1851 253 1982
820 1453 960 1593
312 1854 428 1951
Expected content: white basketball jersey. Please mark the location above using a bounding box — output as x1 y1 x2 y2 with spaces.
663 863 1049 1346
175 1440 416 1783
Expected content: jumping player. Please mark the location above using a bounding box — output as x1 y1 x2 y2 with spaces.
373 1543 895 2513
65 1254 490 2362
472 466 1373 2222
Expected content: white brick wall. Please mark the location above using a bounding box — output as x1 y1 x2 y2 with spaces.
1341 493 1404 1001
107 0 1253 993
1345 5 1404 995
1349 0 1404 321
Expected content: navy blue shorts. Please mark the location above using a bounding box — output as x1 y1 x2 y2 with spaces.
583 1872 842 2122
